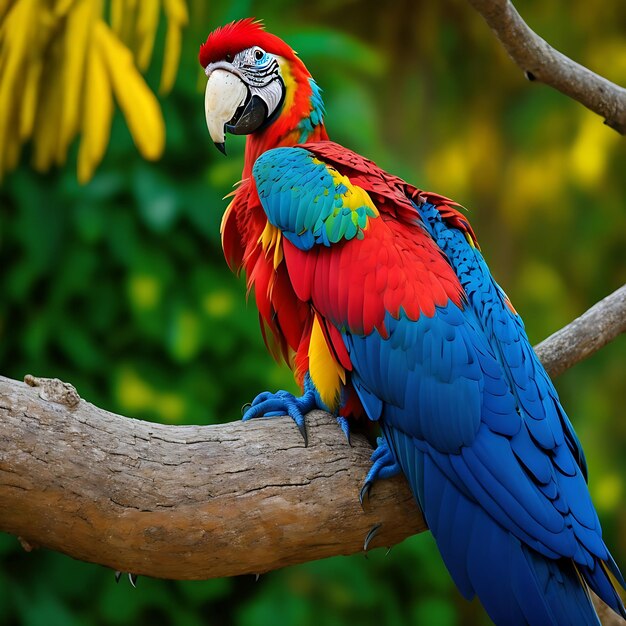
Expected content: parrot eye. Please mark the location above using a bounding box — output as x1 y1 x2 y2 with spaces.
255 48 265 61
225 52 233 63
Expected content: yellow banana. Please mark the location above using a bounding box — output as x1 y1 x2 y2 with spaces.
0 0 16 22
0 0 36 177
109 0 124 35
160 19 180 94
96 19 164 160
160 0 187 93
77 33 113 182
135 0 159 70
19 58 43 140
163 0 187 25
58 0 95 162
0 0 181 180
53 0 78 19
32 33 66 170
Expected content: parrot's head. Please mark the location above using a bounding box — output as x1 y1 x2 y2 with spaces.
199 19 325 155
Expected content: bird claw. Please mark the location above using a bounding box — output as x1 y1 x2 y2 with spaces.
114 571 138 587
364 523 382 553
360 437 401 507
359 481 373 508
297 421 308 447
242 388 316 446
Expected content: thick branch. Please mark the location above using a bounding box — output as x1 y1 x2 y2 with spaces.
0 284 624 582
467 0 626 133
0 387 423 579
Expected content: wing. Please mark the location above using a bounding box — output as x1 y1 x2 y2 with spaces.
253 146 380 251
252 145 625 620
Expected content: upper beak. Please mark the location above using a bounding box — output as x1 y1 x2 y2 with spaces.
204 69 247 154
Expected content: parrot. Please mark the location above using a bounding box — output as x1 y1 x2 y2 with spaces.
199 18 626 624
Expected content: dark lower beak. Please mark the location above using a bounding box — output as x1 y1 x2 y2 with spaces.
214 142 227 155
225 95 268 136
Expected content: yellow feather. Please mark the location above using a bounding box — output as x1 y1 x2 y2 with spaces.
258 221 284 269
311 157 379 221
308 315 345 410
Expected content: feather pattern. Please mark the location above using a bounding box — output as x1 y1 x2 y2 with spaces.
248 142 626 624
203 20 626 622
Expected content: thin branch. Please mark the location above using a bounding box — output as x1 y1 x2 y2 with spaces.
535 284 626 377
467 0 626 133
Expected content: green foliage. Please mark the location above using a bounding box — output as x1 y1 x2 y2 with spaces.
1 0 626 624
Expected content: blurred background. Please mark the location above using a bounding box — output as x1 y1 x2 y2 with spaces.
1 0 625 624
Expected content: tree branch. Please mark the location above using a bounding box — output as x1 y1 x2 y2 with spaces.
534 284 626 377
0 284 624 581
0 384 424 580
467 0 626 133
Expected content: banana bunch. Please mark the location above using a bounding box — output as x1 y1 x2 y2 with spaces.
0 0 188 183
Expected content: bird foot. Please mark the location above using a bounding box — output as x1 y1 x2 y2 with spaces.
242 388 317 446
360 437 402 507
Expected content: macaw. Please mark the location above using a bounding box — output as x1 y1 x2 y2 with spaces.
199 19 626 624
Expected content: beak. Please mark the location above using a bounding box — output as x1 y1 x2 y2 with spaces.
204 69 248 154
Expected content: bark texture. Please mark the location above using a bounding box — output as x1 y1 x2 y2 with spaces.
0 380 423 579
467 0 626 133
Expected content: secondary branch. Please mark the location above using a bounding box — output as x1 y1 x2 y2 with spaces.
467 0 626 133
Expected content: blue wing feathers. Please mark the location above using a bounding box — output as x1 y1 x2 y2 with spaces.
387 425 604 625
343 197 625 622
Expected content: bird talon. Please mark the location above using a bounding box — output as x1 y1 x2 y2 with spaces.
359 481 372 508
364 523 382 552
359 437 401 508
240 382 317 443
298 421 308 446
241 402 252 415
129 573 138 588
114 571 122 583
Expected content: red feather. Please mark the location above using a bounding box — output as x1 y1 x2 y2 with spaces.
199 18 297 68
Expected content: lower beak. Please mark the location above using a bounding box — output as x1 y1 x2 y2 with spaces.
204 69 247 150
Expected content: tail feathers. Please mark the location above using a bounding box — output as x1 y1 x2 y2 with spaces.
518 543 602 626
382 425 617 625
580 559 626 620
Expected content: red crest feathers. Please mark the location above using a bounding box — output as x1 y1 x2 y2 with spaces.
199 18 296 68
